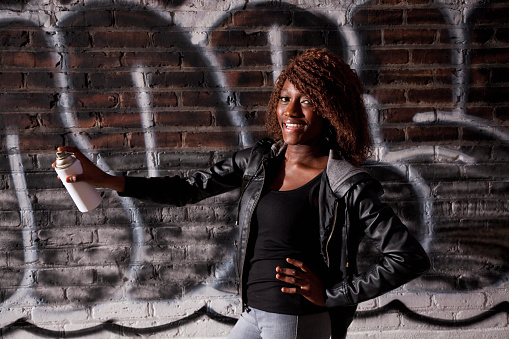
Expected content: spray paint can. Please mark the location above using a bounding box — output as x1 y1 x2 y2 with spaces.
54 151 102 212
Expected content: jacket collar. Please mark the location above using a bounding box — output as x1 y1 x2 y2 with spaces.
269 140 368 197
326 150 369 197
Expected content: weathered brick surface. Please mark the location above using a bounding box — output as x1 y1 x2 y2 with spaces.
0 0 508 338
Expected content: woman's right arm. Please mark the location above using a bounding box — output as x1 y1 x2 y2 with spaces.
54 146 252 206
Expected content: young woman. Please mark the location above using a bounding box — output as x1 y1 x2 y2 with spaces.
56 48 430 339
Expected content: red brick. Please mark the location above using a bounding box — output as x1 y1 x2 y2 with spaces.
407 88 454 104
184 131 239 148
470 28 495 45
233 10 291 26
495 106 509 121
345 29 381 46
470 48 509 64
152 92 179 108
352 9 403 26
365 88 406 105
383 29 436 45
0 30 29 47
407 126 459 142
149 71 204 88
124 51 180 67
210 30 267 47
120 92 178 108
219 71 264 88
382 107 434 123
284 30 326 47
101 112 142 128
0 72 23 89
495 28 509 43
215 109 266 127
293 11 337 28
434 68 454 84
114 10 168 28
180 51 211 68
237 90 272 107
407 8 447 25
68 51 123 69
89 72 133 88
155 111 212 127
242 50 272 67
181 91 226 108
16 133 62 151
58 10 113 28
45 30 90 48
469 67 490 85
381 127 406 142
27 71 87 89
53 112 98 129
215 51 241 68
411 49 451 65
88 133 125 149
467 6 508 26
1 113 38 130
0 93 55 111
492 67 509 83
465 106 494 120
92 31 151 48
153 31 191 48
130 131 181 149
468 86 509 103
0 51 56 68
462 127 498 142
362 49 409 66
437 29 451 44
74 92 119 109
379 69 433 85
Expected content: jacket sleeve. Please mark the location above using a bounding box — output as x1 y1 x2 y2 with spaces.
325 180 430 307
118 147 252 206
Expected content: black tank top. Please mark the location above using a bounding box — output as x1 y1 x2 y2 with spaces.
244 172 327 315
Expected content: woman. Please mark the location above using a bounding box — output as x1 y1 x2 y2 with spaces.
56 48 430 339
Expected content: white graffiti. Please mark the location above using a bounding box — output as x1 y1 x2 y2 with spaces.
0 0 507 334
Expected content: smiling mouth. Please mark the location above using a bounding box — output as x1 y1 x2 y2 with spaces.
283 122 306 130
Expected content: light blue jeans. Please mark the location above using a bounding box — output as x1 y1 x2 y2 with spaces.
227 306 331 339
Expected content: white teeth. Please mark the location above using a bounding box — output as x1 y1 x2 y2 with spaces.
285 123 304 128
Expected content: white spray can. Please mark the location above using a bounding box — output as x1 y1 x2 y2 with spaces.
54 151 102 212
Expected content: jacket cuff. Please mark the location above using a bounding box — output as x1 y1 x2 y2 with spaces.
325 281 353 308
118 176 146 198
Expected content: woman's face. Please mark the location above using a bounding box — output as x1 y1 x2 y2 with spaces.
277 80 324 146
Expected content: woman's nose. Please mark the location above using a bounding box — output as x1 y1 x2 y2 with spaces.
283 101 301 117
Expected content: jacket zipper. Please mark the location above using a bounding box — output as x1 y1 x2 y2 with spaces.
326 200 339 268
239 161 266 310
326 199 350 270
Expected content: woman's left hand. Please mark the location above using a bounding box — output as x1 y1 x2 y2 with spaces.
276 258 326 307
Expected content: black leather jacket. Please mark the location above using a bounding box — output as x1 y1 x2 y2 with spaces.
121 139 430 339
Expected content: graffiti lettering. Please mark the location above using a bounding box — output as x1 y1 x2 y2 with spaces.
0 0 508 337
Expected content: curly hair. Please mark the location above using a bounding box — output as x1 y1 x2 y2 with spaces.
265 48 372 165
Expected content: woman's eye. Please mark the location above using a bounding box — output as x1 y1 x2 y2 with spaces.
301 99 312 105
279 96 290 102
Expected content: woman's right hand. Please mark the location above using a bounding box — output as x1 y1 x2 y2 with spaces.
53 146 125 192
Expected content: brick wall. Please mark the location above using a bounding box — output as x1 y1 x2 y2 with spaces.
0 0 508 338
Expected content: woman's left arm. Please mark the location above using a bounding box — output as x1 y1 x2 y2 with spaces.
325 181 431 307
